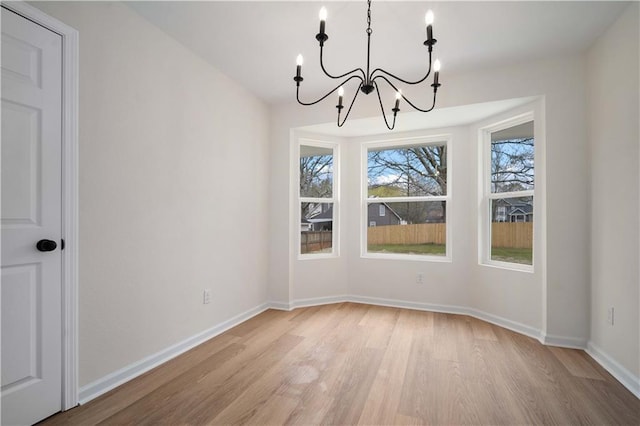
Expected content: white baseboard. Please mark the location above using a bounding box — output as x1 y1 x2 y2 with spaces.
269 295 349 311
586 341 640 399
291 295 350 309
467 307 545 343
78 303 271 404
540 333 587 349
348 294 468 316
267 300 291 311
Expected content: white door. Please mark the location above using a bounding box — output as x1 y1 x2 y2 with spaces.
1 6 63 425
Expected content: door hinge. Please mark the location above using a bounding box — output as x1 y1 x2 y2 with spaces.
61 239 65 250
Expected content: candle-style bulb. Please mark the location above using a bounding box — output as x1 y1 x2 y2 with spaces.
432 59 441 87
295 54 303 82
318 7 328 38
395 90 402 100
319 7 327 21
425 10 434 26
338 86 345 97
425 10 434 44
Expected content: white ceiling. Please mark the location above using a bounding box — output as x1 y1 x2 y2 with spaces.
128 1 628 106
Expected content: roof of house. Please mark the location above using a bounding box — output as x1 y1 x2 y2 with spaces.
367 199 403 221
304 202 404 223
308 205 333 222
509 205 533 215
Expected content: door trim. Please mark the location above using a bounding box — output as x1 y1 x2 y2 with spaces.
2 2 79 410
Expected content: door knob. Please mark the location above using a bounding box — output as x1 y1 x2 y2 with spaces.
36 239 58 252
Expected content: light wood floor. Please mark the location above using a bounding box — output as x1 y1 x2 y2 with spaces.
42 303 639 425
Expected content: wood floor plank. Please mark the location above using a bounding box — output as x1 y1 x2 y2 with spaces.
321 347 385 425
284 392 334 425
432 313 459 362
393 413 423 425
153 334 303 425
245 395 299 426
40 304 640 426
357 309 414 425
470 317 499 341
548 345 606 380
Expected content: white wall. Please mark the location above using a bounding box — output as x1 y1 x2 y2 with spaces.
270 53 590 342
31 2 270 387
587 3 639 379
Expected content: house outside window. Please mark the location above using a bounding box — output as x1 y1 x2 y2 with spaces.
362 136 450 260
298 140 339 257
481 114 535 269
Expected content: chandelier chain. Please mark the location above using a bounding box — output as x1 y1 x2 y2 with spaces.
366 0 372 35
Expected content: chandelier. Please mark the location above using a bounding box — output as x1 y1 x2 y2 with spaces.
293 0 442 130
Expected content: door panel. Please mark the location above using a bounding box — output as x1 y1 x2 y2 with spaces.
1 6 63 425
1 264 42 389
1 32 42 88
2 100 42 226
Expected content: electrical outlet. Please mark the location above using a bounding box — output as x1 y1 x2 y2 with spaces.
203 289 211 305
607 307 614 326
416 273 424 284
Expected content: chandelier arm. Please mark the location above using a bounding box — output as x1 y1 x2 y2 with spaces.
337 82 364 127
320 45 367 80
372 80 397 130
370 50 433 84
296 75 364 106
375 75 438 113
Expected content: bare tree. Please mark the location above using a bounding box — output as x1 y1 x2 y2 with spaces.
367 145 447 223
491 137 534 193
300 153 333 219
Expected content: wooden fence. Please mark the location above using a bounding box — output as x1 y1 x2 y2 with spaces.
368 223 446 245
301 231 333 253
491 222 533 249
366 222 533 249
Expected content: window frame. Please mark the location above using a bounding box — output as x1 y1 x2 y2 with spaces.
297 138 340 260
479 112 535 272
361 135 452 262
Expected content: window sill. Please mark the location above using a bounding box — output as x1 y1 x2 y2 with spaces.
480 260 534 273
299 253 339 261
361 253 452 263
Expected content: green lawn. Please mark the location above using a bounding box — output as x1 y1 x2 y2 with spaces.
368 243 446 256
491 247 532 265
367 243 532 264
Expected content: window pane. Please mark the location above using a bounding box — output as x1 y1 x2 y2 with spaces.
368 144 447 197
367 201 446 256
491 196 533 265
301 202 333 254
491 121 534 193
300 145 333 198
